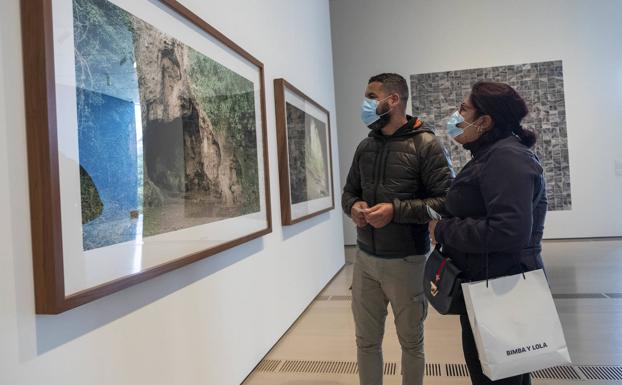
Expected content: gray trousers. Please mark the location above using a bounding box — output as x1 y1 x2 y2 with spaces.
352 249 428 385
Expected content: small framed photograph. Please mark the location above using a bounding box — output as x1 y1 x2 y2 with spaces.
274 78 335 225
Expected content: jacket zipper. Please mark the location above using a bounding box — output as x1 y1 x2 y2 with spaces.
371 137 388 255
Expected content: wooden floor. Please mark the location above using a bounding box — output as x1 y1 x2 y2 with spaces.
244 240 622 384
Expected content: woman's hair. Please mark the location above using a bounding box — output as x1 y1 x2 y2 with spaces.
470 81 537 148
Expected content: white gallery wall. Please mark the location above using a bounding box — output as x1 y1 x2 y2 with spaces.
0 1 344 385
331 0 622 244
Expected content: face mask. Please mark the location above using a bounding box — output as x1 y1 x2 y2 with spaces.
446 110 478 138
361 95 392 129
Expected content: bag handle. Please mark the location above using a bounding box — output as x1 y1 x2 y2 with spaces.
434 255 449 284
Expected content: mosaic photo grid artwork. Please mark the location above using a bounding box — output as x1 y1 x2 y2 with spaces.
410 60 571 211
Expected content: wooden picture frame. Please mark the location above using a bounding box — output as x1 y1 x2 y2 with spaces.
21 0 271 314
274 78 335 225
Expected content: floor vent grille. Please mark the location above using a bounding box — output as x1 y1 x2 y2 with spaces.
384 362 397 375
531 366 581 380
446 363 470 377
578 365 622 380
426 363 442 377
279 360 359 374
256 360 622 381
255 359 280 372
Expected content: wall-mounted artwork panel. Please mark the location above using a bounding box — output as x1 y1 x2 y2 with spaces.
274 79 334 225
411 60 570 211
22 0 271 313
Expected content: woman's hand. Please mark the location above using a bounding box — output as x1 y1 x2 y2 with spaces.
428 220 439 245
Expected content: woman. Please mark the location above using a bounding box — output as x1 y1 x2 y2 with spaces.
429 81 547 385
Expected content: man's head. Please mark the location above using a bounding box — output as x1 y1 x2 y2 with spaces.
362 73 409 130
366 73 409 112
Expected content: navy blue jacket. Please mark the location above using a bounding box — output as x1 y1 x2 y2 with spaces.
435 135 547 281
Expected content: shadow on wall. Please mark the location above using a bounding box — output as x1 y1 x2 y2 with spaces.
281 210 332 241
32 238 264 354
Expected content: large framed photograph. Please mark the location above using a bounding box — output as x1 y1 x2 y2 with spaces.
274 79 334 225
21 0 271 314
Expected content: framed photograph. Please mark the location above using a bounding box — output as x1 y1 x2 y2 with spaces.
21 0 271 314
274 79 334 225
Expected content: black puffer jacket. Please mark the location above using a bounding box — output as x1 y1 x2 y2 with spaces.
342 116 454 258
434 135 547 281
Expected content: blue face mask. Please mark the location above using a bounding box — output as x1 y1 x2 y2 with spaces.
361 96 392 128
446 110 478 138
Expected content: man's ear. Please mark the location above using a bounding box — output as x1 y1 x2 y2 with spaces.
389 93 400 107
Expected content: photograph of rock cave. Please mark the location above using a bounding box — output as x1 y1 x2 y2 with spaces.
74 0 261 250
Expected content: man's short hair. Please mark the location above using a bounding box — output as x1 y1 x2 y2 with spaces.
368 73 409 110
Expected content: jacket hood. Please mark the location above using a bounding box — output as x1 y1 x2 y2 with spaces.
368 115 435 139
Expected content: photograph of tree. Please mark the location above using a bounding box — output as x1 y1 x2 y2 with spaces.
285 103 330 204
74 0 260 250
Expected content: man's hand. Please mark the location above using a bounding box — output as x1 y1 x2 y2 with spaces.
364 203 394 229
428 219 439 245
351 201 369 228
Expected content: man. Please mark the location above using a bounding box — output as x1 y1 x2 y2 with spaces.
342 73 454 385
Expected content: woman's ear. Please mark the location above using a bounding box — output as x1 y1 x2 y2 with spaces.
479 115 493 132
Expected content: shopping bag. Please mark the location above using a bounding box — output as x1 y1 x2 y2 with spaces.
462 269 571 380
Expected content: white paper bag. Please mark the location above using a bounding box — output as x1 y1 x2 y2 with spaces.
462 269 571 380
